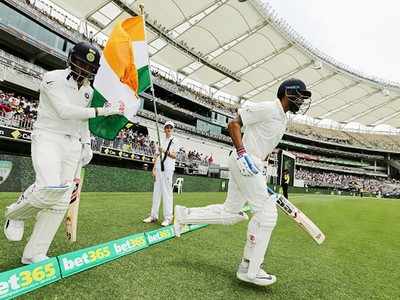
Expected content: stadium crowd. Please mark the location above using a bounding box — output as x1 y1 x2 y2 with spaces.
0 90 37 128
176 148 213 166
1 88 400 191
95 130 213 166
287 122 400 151
98 128 157 157
288 123 352 145
296 168 400 195
12 0 400 153
296 158 372 174
0 90 216 166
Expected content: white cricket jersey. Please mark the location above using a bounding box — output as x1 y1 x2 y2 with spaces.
34 68 94 142
155 136 177 171
238 99 287 163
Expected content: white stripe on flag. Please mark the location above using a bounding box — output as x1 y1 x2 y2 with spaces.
94 56 139 122
132 41 149 69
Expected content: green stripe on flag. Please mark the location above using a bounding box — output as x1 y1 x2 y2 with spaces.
89 90 129 140
138 65 151 94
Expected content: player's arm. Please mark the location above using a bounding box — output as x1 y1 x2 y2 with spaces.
228 114 259 176
41 80 123 120
228 115 244 151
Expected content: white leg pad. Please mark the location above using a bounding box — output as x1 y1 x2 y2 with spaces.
179 204 248 225
243 207 277 280
22 209 67 260
5 184 72 220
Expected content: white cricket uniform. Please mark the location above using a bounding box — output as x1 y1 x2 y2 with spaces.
150 136 176 221
225 99 287 213
33 68 93 188
178 99 287 277
6 68 95 261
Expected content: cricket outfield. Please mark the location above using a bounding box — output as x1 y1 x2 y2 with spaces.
0 192 399 299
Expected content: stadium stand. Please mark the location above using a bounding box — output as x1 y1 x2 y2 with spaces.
287 122 400 152
296 168 400 196
0 0 399 197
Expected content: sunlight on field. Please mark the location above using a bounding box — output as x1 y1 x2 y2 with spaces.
1 192 399 299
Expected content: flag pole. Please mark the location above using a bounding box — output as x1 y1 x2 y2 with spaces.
139 4 164 171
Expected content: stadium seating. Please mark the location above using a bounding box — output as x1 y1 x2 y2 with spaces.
296 168 400 195
287 122 400 151
0 1 399 190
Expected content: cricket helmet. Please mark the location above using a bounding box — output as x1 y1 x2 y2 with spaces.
277 78 312 114
68 42 100 81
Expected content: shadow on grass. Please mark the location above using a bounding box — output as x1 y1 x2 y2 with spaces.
172 259 275 296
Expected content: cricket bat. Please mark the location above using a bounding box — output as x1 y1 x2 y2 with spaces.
267 187 325 245
65 167 85 243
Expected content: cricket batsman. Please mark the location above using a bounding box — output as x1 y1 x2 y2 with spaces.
3 42 125 264
174 79 312 286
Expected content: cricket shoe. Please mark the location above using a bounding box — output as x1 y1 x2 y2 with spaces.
21 254 49 265
236 260 276 286
4 219 24 241
143 216 158 224
173 205 187 237
161 219 172 227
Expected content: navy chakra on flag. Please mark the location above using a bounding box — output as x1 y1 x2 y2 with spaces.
84 92 90 99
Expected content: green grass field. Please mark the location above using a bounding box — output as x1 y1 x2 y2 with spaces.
0 192 399 299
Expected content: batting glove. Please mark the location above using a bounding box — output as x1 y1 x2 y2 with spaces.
236 146 259 176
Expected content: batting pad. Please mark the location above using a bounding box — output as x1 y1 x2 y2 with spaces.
6 185 72 220
179 204 249 225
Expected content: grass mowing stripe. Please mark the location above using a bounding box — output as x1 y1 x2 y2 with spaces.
1 192 399 299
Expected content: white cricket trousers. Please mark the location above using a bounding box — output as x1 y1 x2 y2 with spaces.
23 130 82 259
150 169 174 221
31 130 82 188
178 153 277 277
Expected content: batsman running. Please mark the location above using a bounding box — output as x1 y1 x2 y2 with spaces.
3 42 125 264
174 79 312 286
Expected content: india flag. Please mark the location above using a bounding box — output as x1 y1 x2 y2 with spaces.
89 16 151 140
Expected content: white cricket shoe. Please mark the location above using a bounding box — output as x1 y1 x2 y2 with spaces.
174 205 187 237
21 254 49 265
161 219 172 227
4 219 24 241
236 260 277 286
143 216 157 224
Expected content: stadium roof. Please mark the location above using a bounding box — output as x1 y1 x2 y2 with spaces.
50 0 400 128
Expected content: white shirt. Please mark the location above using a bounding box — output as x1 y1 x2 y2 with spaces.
34 68 95 143
238 99 287 163
155 135 177 171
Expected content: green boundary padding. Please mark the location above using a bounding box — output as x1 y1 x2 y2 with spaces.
0 224 207 299
57 232 148 278
0 258 61 299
